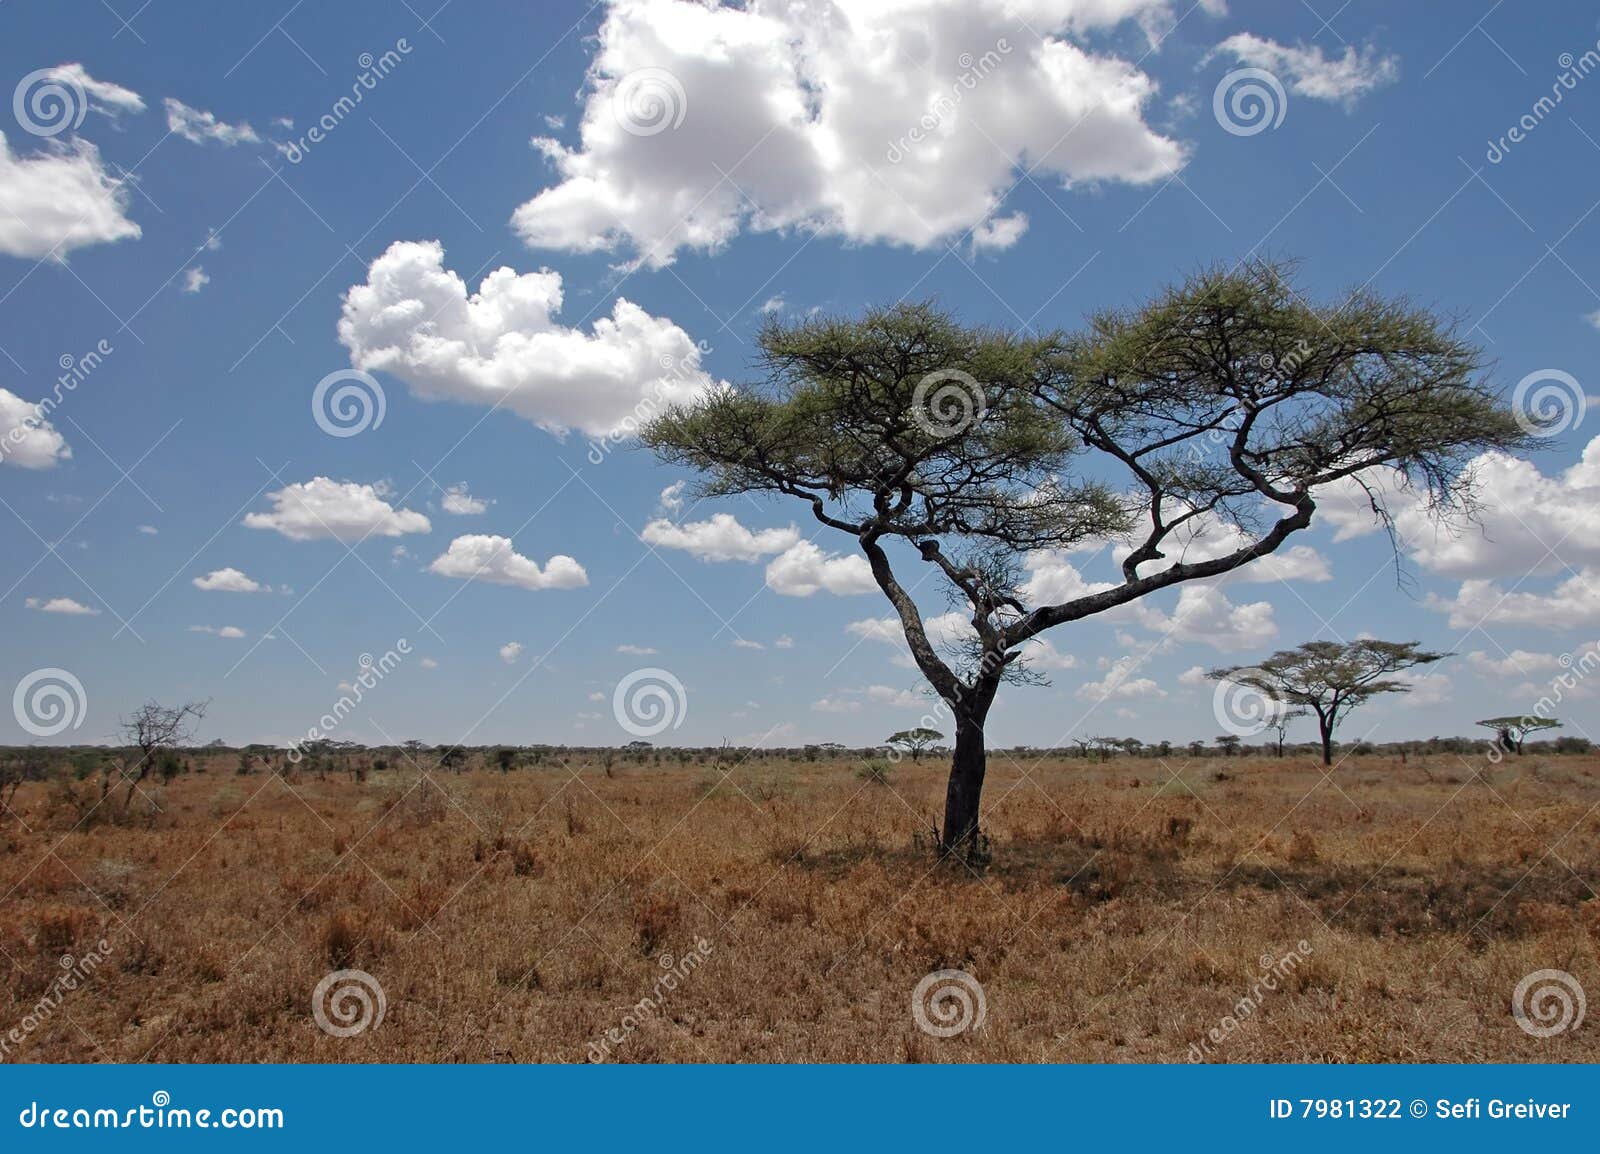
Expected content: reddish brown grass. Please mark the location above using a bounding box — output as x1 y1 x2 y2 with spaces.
1 751 1597 1062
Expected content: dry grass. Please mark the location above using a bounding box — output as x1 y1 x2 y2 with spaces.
2 750 1598 1063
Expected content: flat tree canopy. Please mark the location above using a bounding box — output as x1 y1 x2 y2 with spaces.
1212 640 1449 767
643 260 1529 858
1476 715 1562 754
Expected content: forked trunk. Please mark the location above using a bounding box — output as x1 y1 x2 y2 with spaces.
941 716 987 857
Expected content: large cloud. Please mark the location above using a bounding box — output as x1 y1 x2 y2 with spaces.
428 534 588 590
0 133 141 259
243 477 431 542
338 239 717 438
512 0 1195 267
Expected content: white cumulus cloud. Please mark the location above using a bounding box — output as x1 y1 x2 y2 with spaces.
512 0 1193 267
192 567 265 593
0 133 141 259
642 513 799 561
429 534 588 590
243 477 432 542
0 387 72 468
338 239 717 438
25 596 98 615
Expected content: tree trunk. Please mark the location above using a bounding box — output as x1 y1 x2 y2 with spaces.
1315 714 1333 767
941 715 988 857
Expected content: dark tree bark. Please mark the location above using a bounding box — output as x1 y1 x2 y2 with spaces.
943 714 988 856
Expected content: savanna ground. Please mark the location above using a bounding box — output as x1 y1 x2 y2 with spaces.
2 746 1598 1063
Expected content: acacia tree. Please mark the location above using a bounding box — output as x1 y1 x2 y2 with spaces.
886 727 943 762
1211 640 1448 767
1476 715 1561 754
118 699 208 807
643 262 1527 858
1269 705 1308 758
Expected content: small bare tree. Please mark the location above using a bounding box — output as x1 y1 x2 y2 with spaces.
118 700 208 808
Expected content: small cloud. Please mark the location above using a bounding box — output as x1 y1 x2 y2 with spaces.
970 212 1028 253
418 657 439 669
774 634 794 649
137 524 158 535
542 114 565 130
25 596 99 615
164 98 260 146
617 644 657 655
759 294 786 315
203 230 223 251
587 691 606 702
192 566 264 593
182 266 209 293
440 482 491 515
733 638 765 650
189 624 246 638
499 641 524 663
656 480 686 516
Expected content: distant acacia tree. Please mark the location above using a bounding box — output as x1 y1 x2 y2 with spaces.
1212 641 1448 767
886 727 943 762
1214 734 1243 756
645 262 1527 858
1476 715 1561 755
1269 704 1309 758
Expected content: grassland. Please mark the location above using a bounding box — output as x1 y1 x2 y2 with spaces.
2 747 1597 1062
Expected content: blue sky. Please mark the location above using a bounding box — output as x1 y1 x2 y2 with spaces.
2 0 1599 751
